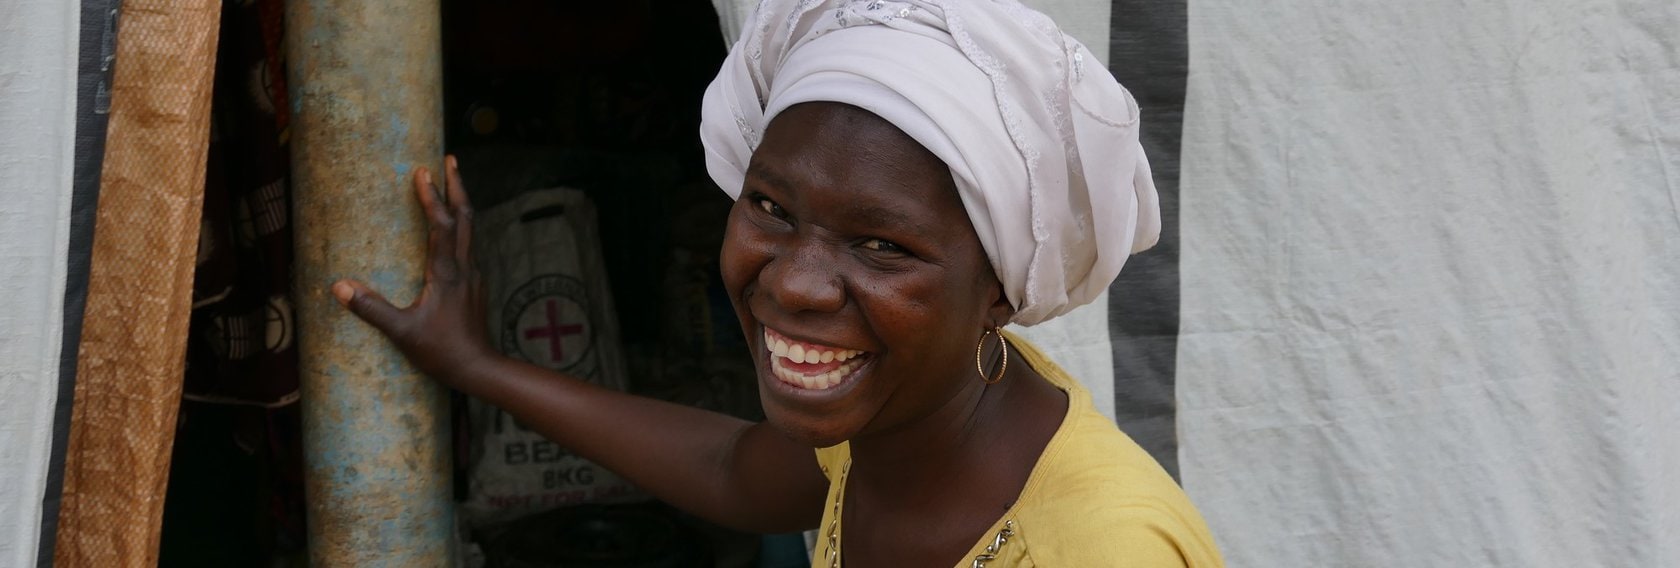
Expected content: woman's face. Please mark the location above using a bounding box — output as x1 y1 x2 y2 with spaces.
721 102 1011 447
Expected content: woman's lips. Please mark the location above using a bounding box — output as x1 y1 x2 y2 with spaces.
763 327 870 390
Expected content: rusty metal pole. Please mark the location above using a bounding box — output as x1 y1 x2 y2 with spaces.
284 0 454 565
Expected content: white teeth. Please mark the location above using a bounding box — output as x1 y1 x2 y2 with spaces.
763 327 874 391
768 350 865 391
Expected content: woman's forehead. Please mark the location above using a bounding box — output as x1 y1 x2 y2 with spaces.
748 102 964 219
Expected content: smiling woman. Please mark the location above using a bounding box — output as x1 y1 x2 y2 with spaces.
331 1 1221 566
726 103 1012 451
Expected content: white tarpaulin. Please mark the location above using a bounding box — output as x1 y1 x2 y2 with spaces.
0 0 78 565
1178 1 1680 566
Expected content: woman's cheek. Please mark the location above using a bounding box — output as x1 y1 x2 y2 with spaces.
851 272 945 338
718 211 767 297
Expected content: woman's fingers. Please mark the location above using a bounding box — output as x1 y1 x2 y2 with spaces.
444 155 469 212
415 167 459 281
414 167 448 223
444 155 474 266
332 279 407 336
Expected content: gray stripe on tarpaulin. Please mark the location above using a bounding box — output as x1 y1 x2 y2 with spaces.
38 0 120 565
1106 0 1187 480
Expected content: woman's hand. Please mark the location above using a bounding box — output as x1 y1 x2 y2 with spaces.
331 156 495 387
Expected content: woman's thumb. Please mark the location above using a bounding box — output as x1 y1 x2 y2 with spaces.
332 280 405 334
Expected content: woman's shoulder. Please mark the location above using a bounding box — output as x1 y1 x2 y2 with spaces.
1004 334 1225 566
1006 417 1224 567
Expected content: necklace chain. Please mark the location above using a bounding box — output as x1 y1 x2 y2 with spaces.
826 460 850 568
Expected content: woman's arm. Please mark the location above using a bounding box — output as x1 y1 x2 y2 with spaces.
331 157 827 533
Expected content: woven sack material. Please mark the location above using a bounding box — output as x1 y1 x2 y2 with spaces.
463 188 645 528
52 0 221 565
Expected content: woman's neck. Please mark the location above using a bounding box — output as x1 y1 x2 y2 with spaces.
845 341 1066 504
832 341 1068 567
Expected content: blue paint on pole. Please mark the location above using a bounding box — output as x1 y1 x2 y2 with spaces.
388 114 413 179
285 0 454 564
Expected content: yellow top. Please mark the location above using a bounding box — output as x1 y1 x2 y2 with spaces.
811 332 1224 567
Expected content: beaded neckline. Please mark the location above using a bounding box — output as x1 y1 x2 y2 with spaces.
824 460 849 567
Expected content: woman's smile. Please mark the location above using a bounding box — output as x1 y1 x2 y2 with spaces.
762 326 872 391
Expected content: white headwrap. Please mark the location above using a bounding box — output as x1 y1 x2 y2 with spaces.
700 0 1160 326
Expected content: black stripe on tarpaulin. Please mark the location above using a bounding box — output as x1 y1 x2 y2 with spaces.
38 0 120 565
1107 0 1188 480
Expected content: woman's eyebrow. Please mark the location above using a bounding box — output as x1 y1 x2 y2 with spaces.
747 164 921 229
745 167 796 193
845 203 915 229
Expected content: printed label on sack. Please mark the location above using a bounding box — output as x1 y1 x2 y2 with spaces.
469 407 642 519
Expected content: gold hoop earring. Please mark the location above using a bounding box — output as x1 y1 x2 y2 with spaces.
974 327 1009 384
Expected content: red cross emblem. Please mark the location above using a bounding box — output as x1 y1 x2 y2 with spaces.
521 299 585 363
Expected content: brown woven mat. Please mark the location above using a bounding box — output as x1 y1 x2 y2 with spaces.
52 0 221 565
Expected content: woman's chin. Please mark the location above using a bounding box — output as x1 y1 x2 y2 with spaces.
752 351 878 446
758 399 856 449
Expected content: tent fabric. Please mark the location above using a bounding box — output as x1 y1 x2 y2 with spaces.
0 1 82 566
37 0 122 565
50 0 221 564
1105 0 1189 479
1176 0 1680 566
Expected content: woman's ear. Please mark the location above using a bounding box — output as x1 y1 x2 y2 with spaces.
984 281 1015 329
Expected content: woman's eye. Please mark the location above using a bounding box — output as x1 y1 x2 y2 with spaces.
861 238 906 254
755 196 787 219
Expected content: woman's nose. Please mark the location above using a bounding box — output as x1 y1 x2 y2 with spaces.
761 243 845 314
